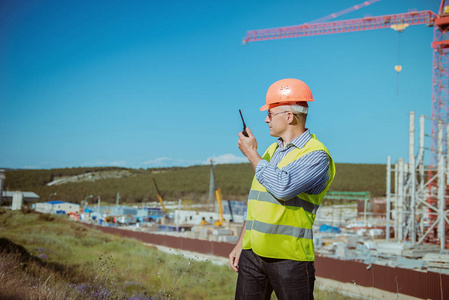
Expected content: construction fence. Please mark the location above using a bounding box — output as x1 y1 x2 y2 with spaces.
85 224 449 300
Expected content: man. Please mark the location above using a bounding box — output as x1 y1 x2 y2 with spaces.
229 78 335 300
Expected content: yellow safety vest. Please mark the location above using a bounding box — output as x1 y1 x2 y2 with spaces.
242 134 335 261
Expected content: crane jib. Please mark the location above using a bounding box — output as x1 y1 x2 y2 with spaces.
244 10 437 42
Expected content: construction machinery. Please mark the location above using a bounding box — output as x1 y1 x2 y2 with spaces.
208 160 233 226
152 177 168 216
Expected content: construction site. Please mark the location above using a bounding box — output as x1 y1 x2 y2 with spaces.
1 0 449 299
89 1 449 298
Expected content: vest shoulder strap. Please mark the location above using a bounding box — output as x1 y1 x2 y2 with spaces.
277 135 330 169
261 142 278 162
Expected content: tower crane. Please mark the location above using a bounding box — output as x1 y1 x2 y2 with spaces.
243 1 449 247
243 0 448 167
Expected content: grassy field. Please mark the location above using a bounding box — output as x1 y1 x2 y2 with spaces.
0 209 356 299
0 209 237 299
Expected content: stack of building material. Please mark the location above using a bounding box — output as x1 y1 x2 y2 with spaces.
319 234 357 247
377 242 406 256
186 225 240 243
396 256 425 270
378 242 440 258
368 228 385 239
402 244 440 258
216 235 239 243
423 253 449 275
212 228 233 236
334 242 351 257
335 235 360 249
210 228 238 243
191 225 213 240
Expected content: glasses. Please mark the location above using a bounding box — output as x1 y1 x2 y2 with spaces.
267 110 291 120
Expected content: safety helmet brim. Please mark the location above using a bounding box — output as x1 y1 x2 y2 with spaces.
260 100 313 111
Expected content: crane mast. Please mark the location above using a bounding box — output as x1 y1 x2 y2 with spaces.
431 2 449 166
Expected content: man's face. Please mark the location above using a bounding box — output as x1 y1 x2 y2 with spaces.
265 105 291 137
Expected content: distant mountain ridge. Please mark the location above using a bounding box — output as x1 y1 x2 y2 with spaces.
3 163 388 204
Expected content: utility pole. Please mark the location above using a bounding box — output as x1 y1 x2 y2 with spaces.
409 112 416 245
97 196 101 222
386 156 391 242
0 170 5 207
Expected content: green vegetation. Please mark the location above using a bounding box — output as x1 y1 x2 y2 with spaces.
0 210 237 299
3 163 389 204
330 163 388 196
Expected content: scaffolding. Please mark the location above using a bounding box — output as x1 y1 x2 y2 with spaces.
387 111 449 250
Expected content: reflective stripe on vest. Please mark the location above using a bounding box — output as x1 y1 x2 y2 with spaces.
246 219 313 240
248 190 320 215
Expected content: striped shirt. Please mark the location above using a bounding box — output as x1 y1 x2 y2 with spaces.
256 129 330 199
244 129 329 220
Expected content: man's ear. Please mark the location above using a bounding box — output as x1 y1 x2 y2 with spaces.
287 113 296 124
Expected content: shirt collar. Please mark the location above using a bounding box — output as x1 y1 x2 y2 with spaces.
276 129 311 150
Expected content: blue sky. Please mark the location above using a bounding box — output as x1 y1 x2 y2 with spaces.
0 0 440 169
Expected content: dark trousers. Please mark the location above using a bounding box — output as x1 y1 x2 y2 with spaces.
235 249 315 300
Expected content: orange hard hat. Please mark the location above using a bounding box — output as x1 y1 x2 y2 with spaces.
260 78 314 111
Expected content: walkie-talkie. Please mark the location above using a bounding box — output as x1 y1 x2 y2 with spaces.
239 109 249 137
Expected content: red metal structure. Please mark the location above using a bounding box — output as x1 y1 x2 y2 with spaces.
243 10 436 42
243 1 449 166
431 1 449 167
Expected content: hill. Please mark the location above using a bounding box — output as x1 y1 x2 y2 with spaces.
2 163 388 204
